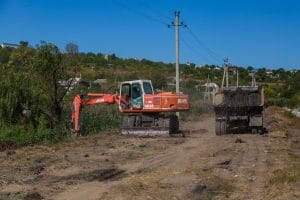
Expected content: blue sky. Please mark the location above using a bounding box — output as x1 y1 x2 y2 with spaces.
0 0 300 69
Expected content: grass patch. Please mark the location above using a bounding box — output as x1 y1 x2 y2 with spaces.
0 115 71 146
266 155 300 199
79 104 121 135
193 175 235 199
0 105 121 146
0 123 70 146
269 161 300 185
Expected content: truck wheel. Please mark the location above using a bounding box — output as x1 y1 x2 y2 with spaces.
216 120 227 135
221 121 227 134
215 120 221 135
169 115 179 134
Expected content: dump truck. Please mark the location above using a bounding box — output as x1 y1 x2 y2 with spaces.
213 86 264 135
71 80 189 136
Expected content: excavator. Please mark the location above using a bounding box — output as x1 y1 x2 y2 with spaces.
71 80 189 136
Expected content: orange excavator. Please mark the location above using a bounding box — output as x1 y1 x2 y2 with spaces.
71 80 189 136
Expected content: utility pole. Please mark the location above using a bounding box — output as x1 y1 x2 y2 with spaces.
222 58 229 88
236 69 239 87
169 11 186 117
175 11 180 95
169 11 186 95
250 72 256 87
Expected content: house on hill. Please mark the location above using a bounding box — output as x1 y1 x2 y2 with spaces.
1 43 19 48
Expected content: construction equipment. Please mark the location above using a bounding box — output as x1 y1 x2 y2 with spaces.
213 67 264 135
71 80 189 136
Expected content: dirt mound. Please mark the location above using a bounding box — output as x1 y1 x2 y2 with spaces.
0 141 18 151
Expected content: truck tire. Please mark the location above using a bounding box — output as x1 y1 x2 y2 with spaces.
215 120 227 135
215 120 221 135
221 120 227 135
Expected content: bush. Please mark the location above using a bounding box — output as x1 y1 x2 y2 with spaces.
288 94 300 108
79 104 121 135
265 98 288 107
0 120 70 145
264 86 277 98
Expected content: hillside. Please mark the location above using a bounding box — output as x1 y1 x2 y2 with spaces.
0 41 299 145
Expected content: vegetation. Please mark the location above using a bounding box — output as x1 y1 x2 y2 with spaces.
0 41 299 145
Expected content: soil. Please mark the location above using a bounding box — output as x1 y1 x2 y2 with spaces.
0 141 18 152
0 107 299 200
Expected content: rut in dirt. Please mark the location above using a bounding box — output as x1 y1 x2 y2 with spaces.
59 168 126 182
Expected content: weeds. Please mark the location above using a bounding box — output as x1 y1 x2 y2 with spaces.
269 161 300 185
0 120 70 146
79 104 121 135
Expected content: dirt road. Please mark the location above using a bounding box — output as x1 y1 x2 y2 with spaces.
0 108 299 200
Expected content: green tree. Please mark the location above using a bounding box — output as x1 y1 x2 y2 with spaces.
0 42 35 124
0 47 12 64
256 68 267 82
247 66 254 71
32 42 69 126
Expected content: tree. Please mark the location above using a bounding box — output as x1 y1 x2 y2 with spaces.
8 41 34 71
65 43 79 55
256 68 267 82
33 42 69 126
65 43 80 76
0 42 35 124
247 66 254 71
0 47 12 64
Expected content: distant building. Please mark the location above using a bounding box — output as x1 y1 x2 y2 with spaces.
289 69 298 74
93 79 107 85
133 57 141 61
214 66 222 70
266 70 273 75
0 43 19 48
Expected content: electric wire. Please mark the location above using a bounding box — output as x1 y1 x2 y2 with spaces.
111 0 223 66
136 0 173 21
185 26 223 64
112 0 169 26
181 36 216 65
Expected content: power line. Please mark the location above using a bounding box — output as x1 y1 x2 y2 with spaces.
110 2 223 66
185 26 223 64
136 0 173 21
112 0 169 26
181 36 217 65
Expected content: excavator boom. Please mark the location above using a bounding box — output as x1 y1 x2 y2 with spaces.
71 93 125 133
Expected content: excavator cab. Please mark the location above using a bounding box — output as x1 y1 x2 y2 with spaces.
119 80 154 111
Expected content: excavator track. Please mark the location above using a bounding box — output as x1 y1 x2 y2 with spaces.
121 114 179 136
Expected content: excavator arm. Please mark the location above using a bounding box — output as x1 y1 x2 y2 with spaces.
71 93 126 134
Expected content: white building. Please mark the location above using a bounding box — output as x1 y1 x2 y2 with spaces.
0 43 19 48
